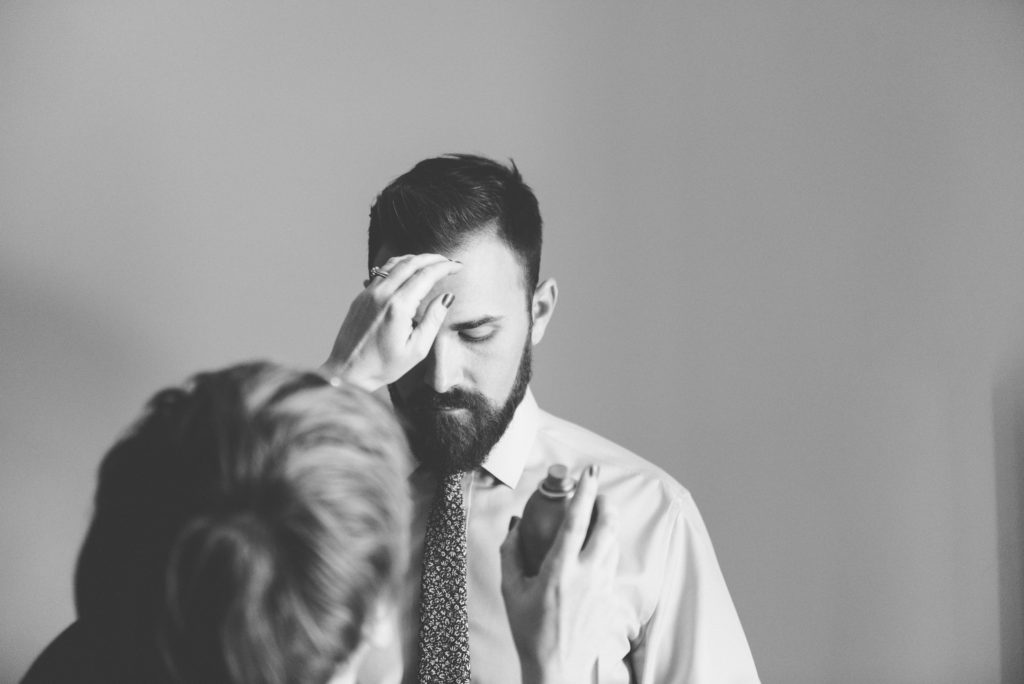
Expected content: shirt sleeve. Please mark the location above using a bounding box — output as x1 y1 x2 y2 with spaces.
629 493 761 684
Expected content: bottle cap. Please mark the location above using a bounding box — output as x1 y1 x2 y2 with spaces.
538 464 576 497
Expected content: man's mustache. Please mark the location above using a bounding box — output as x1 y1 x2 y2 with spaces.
406 388 487 412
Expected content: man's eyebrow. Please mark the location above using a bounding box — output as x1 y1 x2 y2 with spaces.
450 315 503 331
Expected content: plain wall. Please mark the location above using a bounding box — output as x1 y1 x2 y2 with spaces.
2 2 1023 682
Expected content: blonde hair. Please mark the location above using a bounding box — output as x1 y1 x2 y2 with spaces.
74 362 410 683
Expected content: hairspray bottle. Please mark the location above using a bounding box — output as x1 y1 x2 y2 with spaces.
518 464 579 576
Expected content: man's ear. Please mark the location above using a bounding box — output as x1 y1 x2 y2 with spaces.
530 277 558 345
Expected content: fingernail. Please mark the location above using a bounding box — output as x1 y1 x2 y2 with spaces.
442 293 455 308
588 464 600 478
508 516 520 531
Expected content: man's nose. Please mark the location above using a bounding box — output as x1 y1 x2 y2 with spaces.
422 337 462 394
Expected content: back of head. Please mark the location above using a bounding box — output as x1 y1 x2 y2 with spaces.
368 153 543 291
73 362 410 683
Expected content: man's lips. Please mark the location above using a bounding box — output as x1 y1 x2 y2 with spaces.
411 400 468 411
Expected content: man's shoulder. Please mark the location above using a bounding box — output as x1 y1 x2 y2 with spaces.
533 406 691 506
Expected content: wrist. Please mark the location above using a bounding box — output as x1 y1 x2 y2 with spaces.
319 360 378 393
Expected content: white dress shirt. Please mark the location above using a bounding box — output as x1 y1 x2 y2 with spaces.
360 389 760 684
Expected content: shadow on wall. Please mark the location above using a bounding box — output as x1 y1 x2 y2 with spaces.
994 365 1024 684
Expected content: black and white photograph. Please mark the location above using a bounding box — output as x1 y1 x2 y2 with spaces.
2 2 1023 683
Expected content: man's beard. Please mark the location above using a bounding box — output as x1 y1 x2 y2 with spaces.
390 341 532 475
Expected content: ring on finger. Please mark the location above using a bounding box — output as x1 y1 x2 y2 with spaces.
369 266 389 281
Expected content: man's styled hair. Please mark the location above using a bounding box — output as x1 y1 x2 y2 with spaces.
368 153 544 292
73 362 411 684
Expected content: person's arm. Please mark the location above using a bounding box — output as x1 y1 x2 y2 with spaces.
499 465 621 684
321 253 461 392
630 493 760 683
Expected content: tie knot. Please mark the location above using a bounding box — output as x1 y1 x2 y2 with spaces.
441 471 463 498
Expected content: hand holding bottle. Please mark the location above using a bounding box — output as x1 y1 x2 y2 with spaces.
499 465 620 684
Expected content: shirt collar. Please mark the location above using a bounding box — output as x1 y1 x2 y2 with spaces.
480 387 539 489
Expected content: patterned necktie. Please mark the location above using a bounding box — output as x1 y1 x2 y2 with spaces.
418 471 471 683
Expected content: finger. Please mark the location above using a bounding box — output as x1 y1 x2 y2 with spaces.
408 291 454 355
580 494 619 566
544 464 600 574
397 259 462 310
380 254 415 274
382 254 410 269
499 517 526 594
374 254 451 295
365 255 412 286
364 254 417 290
391 254 459 293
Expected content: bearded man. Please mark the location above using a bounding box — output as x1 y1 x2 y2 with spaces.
324 154 760 684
